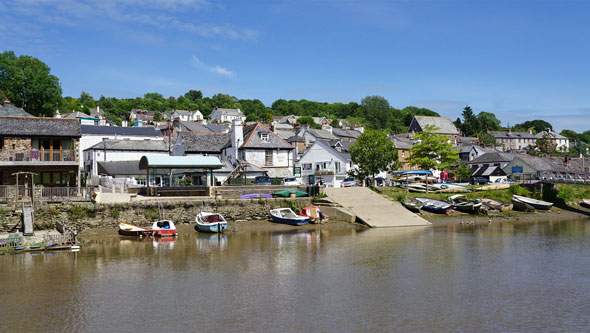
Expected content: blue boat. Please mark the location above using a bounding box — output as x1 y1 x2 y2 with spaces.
240 193 273 199
195 212 228 233
269 208 309 226
414 197 453 214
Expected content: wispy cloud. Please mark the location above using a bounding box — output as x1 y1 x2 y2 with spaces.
192 56 235 78
3 0 258 40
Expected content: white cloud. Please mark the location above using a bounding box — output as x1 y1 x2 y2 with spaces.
4 0 257 40
192 56 235 78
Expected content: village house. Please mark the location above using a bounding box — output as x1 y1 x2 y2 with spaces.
164 110 203 122
297 140 353 187
466 151 516 182
0 116 81 188
391 137 416 171
176 131 231 159
210 107 245 123
60 111 100 125
407 116 461 145
222 121 295 179
489 129 537 152
84 140 170 177
535 129 569 152
503 155 590 183
79 125 164 171
129 109 156 123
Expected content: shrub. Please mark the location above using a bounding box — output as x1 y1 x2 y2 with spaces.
394 193 406 203
110 205 121 220
509 185 529 196
144 206 160 220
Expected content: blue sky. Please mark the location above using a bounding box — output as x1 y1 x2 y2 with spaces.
1 0 589 132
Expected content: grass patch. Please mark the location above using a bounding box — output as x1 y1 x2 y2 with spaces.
143 206 160 220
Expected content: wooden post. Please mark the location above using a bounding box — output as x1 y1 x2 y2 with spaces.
147 168 150 196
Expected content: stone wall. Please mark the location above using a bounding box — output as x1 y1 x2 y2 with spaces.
0 197 314 232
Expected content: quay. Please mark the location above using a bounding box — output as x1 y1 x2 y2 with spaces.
324 187 431 227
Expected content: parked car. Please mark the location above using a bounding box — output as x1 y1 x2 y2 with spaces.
342 177 358 187
253 175 272 186
366 177 386 187
489 178 515 184
469 177 488 185
281 177 301 186
316 177 325 186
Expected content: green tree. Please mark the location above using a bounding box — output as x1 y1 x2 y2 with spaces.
297 116 315 126
78 91 96 114
409 124 460 171
329 118 340 128
476 111 501 131
358 96 392 130
349 129 399 185
478 132 497 147
455 164 472 182
0 50 62 116
512 120 552 134
184 89 203 101
532 132 556 155
153 111 163 122
460 106 479 136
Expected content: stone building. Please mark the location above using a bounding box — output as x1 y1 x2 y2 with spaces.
0 116 81 187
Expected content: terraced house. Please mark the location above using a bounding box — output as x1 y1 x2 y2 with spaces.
0 116 81 188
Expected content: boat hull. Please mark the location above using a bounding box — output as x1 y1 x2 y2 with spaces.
118 229 153 237
270 215 309 225
240 193 273 199
154 229 177 237
195 222 227 233
512 195 553 210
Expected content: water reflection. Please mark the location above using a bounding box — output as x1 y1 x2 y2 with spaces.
2 219 590 331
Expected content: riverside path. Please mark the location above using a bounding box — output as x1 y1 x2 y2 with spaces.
324 187 431 227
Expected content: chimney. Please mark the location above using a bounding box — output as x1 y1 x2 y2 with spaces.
231 119 243 161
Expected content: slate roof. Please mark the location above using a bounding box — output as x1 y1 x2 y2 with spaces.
81 125 163 136
205 123 231 133
467 152 516 164
85 140 169 152
332 128 361 139
313 140 351 161
287 135 305 143
0 117 81 137
411 116 460 134
307 129 338 140
179 121 212 132
392 137 413 150
213 108 243 116
472 165 507 177
178 132 230 153
242 123 294 149
535 130 567 140
63 111 99 120
97 160 142 176
274 129 295 140
0 103 34 117
489 130 537 139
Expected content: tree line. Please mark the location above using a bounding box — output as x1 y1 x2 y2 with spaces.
1 50 589 155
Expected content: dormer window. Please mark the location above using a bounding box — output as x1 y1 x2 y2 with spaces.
260 133 270 142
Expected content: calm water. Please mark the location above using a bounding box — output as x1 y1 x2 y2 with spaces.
2 220 590 331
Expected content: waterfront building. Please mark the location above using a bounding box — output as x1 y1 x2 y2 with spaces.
210 107 245 123
84 140 170 177
0 116 81 187
297 139 353 187
407 116 461 145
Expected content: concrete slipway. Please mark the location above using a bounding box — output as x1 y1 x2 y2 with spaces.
323 187 431 227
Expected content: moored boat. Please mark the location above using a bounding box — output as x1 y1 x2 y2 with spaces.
414 197 453 214
481 198 513 212
402 197 423 213
195 212 228 233
269 208 309 225
581 199 590 208
240 193 273 199
152 220 178 237
299 206 328 224
273 190 308 198
512 195 553 210
118 222 154 237
447 195 482 214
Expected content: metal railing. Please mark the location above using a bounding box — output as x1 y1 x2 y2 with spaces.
41 187 79 199
0 149 77 162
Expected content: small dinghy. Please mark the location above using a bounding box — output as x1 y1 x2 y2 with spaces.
240 193 273 199
402 197 423 213
581 199 590 208
414 197 453 214
512 195 553 210
195 212 228 233
481 198 513 212
270 208 309 226
274 190 308 198
152 220 178 237
447 195 482 214
118 223 154 237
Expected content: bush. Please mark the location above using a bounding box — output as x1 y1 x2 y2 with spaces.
394 193 406 203
556 186 575 203
110 205 121 220
281 200 299 210
144 206 160 220
509 185 529 196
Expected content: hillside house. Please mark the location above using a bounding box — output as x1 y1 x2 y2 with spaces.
210 107 245 123
408 116 460 145
297 140 353 187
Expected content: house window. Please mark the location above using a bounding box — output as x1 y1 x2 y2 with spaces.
335 162 341 173
303 163 312 170
401 151 405 157
260 133 270 142
265 150 273 166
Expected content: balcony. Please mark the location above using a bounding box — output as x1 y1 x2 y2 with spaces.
0 149 78 165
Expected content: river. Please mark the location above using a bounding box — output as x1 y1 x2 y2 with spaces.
2 220 590 331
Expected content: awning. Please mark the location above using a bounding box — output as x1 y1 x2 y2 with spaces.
139 155 222 170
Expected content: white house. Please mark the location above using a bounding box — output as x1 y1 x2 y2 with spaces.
84 140 169 177
536 129 569 152
297 140 353 187
79 125 164 170
210 107 245 123
222 120 295 179
165 110 203 122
